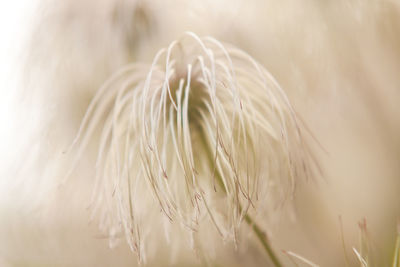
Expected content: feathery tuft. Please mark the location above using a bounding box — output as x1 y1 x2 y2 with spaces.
69 32 316 263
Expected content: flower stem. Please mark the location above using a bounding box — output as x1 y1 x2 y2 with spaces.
243 213 283 267
199 131 284 267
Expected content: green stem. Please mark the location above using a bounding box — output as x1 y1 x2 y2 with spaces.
199 131 284 267
244 213 283 267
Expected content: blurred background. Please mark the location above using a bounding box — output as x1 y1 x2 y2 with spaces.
0 0 399 266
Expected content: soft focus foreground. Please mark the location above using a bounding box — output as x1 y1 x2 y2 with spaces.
0 0 399 266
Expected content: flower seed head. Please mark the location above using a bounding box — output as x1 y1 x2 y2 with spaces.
70 32 316 263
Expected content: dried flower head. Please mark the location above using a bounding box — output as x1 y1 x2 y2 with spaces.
69 32 316 263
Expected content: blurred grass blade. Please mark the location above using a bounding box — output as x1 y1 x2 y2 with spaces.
393 222 400 267
283 250 320 267
353 248 368 267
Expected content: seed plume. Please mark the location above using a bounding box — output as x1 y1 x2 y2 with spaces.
69 32 316 263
